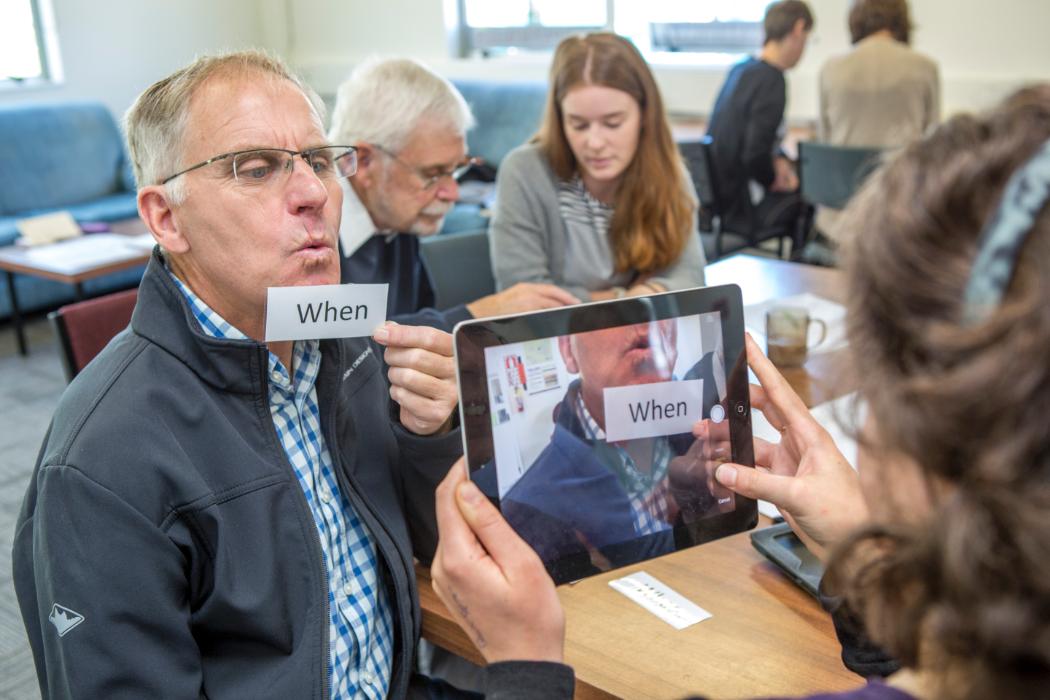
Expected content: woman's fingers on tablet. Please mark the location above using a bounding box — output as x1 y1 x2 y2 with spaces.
749 384 787 433
752 437 783 471
745 336 825 446
715 463 799 512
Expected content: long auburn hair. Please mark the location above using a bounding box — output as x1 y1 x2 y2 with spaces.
828 85 1050 699
535 33 694 276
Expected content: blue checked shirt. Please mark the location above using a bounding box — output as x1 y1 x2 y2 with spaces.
573 391 673 535
169 271 394 699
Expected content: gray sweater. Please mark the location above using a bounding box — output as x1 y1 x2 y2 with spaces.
490 143 707 301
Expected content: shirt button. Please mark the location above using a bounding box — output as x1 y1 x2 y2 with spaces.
343 581 354 597
319 488 332 504
362 671 376 685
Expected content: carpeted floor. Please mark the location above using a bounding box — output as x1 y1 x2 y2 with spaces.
0 317 65 700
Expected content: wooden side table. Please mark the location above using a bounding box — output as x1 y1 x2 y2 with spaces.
0 219 151 355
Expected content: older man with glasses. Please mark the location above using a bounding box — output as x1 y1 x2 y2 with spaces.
13 51 474 699
329 58 579 331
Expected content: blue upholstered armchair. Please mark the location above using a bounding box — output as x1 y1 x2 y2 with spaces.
440 80 547 235
0 102 144 319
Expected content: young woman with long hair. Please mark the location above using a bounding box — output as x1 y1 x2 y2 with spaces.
490 33 705 302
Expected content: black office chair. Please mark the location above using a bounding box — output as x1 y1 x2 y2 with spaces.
419 229 496 309
681 136 802 260
794 142 884 263
679 137 748 262
798 142 884 210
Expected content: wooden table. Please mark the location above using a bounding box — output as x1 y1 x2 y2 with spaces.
0 219 150 355
419 255 860 699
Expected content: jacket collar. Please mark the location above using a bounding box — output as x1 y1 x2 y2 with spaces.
131 248 273 394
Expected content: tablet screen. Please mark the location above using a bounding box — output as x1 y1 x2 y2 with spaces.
456 286 756 583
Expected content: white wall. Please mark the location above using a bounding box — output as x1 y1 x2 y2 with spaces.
3 0 1044 127
287 0 1050 124
0 0 272 122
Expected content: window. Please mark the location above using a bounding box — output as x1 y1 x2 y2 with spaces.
460 0 607 55
456 0 767 61
1 0 59 86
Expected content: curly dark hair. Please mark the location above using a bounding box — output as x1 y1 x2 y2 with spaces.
829 84 1050 699
849 0 912 44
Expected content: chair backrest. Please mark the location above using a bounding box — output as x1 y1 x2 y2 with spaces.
798 142 884 210
451 80 548 169
48 287 138 382
678 136 722 214
419 229 495 310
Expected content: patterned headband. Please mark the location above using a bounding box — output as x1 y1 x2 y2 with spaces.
963 139 1050 323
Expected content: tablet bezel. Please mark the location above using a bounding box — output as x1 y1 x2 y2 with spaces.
454 284 757 584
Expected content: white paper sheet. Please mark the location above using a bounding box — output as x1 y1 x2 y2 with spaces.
609 571 712 630
20 234 149 274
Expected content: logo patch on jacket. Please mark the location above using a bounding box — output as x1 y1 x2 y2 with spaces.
49 604 85 637
343 346 373 381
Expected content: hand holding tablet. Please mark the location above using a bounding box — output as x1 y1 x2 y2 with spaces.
454 285 758 583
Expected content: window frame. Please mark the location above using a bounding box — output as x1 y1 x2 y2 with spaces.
1 0 62 91
452 0 764 61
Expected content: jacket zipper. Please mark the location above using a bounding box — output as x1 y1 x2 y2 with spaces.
256 349 331 700
322 383 411 697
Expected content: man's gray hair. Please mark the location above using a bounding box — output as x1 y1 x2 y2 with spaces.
328 57 474 153
124 49 326 204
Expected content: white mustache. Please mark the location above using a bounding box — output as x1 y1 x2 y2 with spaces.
421 201 453 217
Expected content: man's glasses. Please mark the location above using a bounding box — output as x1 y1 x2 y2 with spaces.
372 144 479 191
160 146 358 186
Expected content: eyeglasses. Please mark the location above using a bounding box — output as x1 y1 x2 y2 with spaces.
160 146 358 186
372 144 479 191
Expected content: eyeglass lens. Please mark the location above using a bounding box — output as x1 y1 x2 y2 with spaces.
232 147 357 185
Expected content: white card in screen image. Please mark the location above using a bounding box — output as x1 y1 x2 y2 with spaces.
603 378 703 442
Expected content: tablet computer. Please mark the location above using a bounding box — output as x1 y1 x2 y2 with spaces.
750 522 824 599
454 285 757 584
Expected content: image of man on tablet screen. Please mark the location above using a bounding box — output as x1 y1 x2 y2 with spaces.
479 313 735 573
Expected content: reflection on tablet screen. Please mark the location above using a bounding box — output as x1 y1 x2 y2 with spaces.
476 312 736 576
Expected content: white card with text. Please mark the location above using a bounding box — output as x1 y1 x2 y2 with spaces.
609 571 712 630
265 283 388 341
603 379 703 442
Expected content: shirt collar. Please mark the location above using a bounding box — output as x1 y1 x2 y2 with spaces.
165 264 318 385
167 267 249 342
339 178 396 257
573 389 606 440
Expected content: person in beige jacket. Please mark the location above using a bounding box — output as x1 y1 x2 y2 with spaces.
816 0 939 244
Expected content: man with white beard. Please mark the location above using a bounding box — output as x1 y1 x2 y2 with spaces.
330 58 577 330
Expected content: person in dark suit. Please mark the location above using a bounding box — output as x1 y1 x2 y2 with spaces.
328 58 577 331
